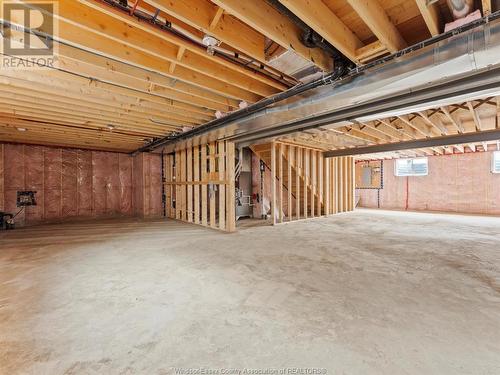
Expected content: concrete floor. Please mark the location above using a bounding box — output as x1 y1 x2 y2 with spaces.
1 209 500 374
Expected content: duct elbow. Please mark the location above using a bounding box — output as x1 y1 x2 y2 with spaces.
447 0 475 20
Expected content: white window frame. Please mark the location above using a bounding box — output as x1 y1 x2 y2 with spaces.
394 157 428 177
492 151 500 174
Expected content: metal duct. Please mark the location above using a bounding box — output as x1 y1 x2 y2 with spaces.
157 14 500 154
447 0 475 19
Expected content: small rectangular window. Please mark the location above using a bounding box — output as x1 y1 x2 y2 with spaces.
395 157 428 177
492 151 500 173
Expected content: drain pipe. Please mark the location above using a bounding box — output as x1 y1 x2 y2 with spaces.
266 0 346 61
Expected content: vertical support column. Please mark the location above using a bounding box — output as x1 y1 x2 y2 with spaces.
209 142 216 228
187 147 193 223
287 145 292 222
340 157 348 212
318 152 323 216
304 149 309 219
164 154 171 218
295 146 301 221
226 141 236 232
350 157 356 211
324 155 330 216
175 151 181 220
201 145 208 227
311 150 316 217
270 142 277 225
180 149 186 221
193 145 200 224
0 144 3 213
278 143 284 223
336 157 342 213
218 141 226 231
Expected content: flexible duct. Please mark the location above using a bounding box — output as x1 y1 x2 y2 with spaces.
447 0 475 19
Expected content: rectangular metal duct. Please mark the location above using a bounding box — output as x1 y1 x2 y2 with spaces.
160 16 500 154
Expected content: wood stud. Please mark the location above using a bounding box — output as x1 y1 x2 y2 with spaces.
164 141 236 232
267 142 355 224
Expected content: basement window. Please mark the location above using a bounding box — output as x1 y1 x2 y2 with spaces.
492 151 500 173
395 157 428 177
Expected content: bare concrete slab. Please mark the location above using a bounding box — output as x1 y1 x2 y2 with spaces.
1 210 500 374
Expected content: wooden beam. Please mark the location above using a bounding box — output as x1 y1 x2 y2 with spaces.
146 0 267 64
304 149 309 219
79 0 287 91
20 2 269 101
356 41 387 62
193 145 200 224
271 142 277 225
218 141 226 230
209 6 225 30
414 0 442 36
346 0 407 52
278 0 364 63
279 143 284 223
467 102 484 131
209 142 216 228
380 119 418 140
296 147 301 220
482 0 492 16
225 142 236 232
287 146 293 221
417 111 448 135
440 106 465 133
397 115 433 137
211 0 333 71
201 144 208 226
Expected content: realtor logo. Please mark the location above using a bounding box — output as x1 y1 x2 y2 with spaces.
0 1 58 69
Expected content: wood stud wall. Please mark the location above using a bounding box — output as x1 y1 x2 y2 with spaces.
163 141 236 232
269 142 355 225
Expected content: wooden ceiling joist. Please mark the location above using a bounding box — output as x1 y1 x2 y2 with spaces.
482 0 492 16
78 0 288 91
277 0 364 63
57 45 238 111
467 102 484 131
145 0 268 65
18 2 272 102
0 69 213 120
414 0 443 37
209 0 333 71
346 0 407 53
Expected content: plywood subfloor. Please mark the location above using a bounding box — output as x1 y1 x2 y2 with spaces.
1 211 500 374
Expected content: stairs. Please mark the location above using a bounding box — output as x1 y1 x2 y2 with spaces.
250 143 325 217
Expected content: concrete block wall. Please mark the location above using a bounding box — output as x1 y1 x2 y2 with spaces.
357 151 500 215
0 143 163 226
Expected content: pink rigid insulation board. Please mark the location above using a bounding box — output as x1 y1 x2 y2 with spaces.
357 152 500 215
0 143 161 226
